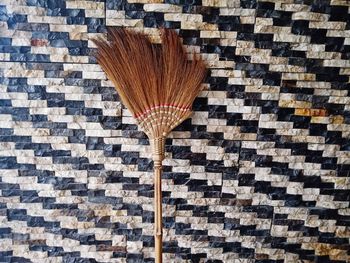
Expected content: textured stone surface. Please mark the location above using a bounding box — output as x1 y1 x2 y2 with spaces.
0 0 350 262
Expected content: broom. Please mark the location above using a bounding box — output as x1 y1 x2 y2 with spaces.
92 27 207 263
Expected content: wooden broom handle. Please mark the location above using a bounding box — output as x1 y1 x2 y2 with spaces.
154 164 162 263
151 137 165 263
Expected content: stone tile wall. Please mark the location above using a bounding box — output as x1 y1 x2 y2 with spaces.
0 0 349 262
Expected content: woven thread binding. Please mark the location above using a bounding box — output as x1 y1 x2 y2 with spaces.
136 105 192 138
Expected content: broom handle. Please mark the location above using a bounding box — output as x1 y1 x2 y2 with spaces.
154 163 162 263
151 137 165 263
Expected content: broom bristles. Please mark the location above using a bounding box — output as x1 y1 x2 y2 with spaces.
93 27 207 137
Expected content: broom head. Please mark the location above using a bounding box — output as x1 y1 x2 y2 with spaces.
92 27 207 139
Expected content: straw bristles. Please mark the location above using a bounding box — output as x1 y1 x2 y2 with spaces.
92 27 207 137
